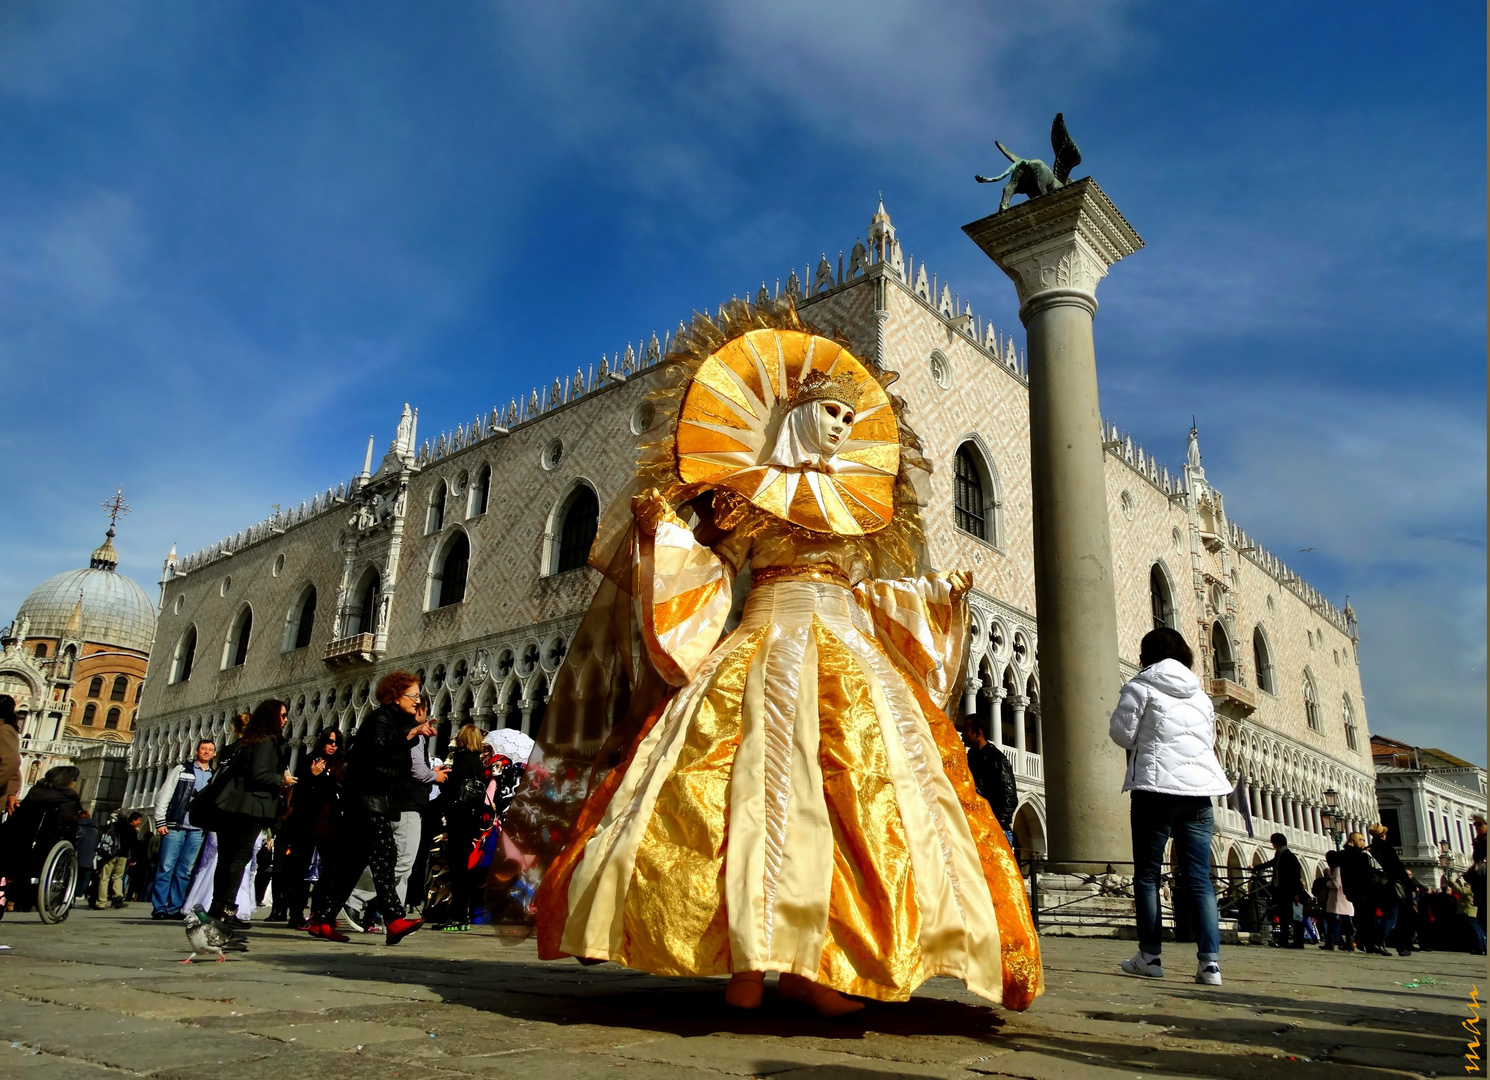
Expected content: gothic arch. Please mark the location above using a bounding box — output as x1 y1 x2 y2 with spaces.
952 433 1004 548
427 526 472 610
1251 623 1276 694
221 604 254 669
543 477 601 577
282 583 319 652
1149 558 1180 631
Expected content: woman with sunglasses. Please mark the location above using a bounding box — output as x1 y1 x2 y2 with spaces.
307 671 426 945
274 726 345 928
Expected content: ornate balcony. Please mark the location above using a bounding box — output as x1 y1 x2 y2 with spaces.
323 633 380 666
1209 678 1256 715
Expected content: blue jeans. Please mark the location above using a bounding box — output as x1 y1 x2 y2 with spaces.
151 828 205 914
1130 790 1220 962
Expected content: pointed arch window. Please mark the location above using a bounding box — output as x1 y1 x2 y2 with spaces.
1342 695 1358 750
1252 627 1275 694
556 485 599 574
1150 565 1175 630
426 480 447 535
224 606 252 669
954 446 986 539
431 532 471 608
469 464 491 518
285 586 318 651
349 570 381 636
110 675 128 701
1302 670 1321 732
172 626 197 683
1211 622 1236 681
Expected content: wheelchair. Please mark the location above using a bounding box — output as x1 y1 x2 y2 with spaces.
0 804 80 924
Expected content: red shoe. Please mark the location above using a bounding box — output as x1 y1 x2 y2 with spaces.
307 921 350 943
385 917 423 946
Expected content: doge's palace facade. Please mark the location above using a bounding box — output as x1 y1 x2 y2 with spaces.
129 202 1377 876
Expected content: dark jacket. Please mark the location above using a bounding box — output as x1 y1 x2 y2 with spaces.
285 751 343 839
216 739 286 824
1370 836 1413 905
345 704 419 805
1337 844 1372 906
0 783 81 877
1270 847 1306 905
966 741 1018 830
112 819 139 862
75 817 101 870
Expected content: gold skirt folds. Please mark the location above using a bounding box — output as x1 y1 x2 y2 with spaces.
540 579 1042 1008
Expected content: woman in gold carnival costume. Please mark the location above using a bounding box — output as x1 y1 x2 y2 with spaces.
494 300 1042 1016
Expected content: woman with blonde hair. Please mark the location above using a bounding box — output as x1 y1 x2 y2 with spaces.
425 723 492 931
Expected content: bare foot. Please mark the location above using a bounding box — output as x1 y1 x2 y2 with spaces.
725 971 764 1009
778 973 865 1017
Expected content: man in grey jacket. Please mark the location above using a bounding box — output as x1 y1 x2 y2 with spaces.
149 739 215 920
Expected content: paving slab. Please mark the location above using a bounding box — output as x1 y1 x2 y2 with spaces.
0 906 1479 1078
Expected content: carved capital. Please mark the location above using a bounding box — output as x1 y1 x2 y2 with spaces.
962 178 1143 318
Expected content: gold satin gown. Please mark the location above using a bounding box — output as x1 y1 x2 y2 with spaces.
533 324 1043 1010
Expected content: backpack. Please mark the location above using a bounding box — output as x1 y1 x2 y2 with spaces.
97 829 120 860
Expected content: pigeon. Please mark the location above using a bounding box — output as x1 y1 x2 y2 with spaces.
182 908 249 963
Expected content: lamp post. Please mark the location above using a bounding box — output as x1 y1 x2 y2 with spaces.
1321 788 1343 850
1438 839 1453 872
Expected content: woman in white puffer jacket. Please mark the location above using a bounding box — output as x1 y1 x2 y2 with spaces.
1109 627 1232 987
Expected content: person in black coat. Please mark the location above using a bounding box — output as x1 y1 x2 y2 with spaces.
0 765 82 903
273 728 344 927
307 671 426 946
425 724 493 930
74 810 101 908
1369 822 1415 956
965 721 1018 848
1267 834 1307 948
209 700 291 922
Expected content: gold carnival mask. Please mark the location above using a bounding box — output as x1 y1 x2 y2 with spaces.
676 329 899 535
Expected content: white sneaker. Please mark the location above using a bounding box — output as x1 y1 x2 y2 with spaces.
1195 961 1222 986
1120 952 1164 978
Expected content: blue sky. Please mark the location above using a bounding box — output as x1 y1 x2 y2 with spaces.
1 2 1483 764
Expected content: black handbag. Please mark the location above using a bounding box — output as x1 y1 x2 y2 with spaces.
187 748 241 831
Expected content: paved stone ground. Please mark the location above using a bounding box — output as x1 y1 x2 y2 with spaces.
0 907 1481 1079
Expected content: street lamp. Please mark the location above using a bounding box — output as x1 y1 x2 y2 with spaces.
1321 788 1343 850
1437 839 1453 872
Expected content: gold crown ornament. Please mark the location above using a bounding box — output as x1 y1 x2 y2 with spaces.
788 368 861 412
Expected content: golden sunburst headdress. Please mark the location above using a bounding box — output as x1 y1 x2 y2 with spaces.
675 327 898 534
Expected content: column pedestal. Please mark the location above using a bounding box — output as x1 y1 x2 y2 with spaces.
964 179 1143 868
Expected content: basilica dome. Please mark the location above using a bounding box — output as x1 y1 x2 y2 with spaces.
15 530 157 655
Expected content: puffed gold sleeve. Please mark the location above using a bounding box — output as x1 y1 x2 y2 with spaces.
636 503 734 687
854 572 971 711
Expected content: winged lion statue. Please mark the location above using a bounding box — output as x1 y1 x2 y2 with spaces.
976 113 1082 212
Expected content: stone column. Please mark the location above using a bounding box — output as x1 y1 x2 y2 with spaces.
1012 695 1028 754
990 688 1006 747
964 179 1143 866
962 677 981 723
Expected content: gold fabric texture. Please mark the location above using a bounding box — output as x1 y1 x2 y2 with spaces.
812 619 926 998
617 630 763 975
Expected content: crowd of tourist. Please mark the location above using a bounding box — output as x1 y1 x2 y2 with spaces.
0 680 1481 964
0 675 529 942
